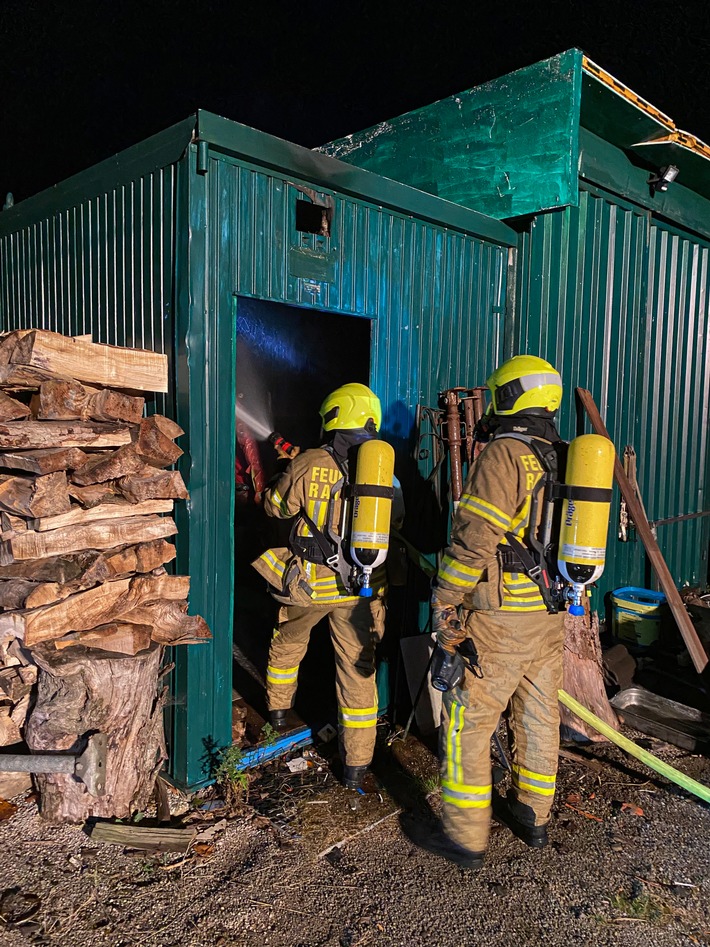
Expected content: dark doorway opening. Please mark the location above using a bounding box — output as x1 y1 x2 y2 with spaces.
234 297 371 745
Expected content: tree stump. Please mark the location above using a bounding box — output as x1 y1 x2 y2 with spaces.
561 600 619 743
25 643 167 822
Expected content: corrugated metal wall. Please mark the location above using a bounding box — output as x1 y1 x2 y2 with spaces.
210 154 508 452
516 186 710 602
0 168 177 415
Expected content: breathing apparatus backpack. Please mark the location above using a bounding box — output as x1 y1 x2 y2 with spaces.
495 433 615 615
289 439 396 598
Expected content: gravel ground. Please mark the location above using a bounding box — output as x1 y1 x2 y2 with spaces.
0 731 708 947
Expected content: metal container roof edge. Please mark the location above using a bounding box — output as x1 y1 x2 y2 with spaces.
194 110 515 246
0 110 516 249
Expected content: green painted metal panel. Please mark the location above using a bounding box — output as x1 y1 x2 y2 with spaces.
640 220 710 585
318 51 582 221
515 187 710 604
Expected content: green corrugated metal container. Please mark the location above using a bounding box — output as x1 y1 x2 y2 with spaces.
0 111 515 786
321 50 710 606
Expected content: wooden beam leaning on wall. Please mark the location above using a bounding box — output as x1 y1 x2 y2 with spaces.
575 387 708 674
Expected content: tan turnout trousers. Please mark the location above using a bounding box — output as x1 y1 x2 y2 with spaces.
440 608 565 853
266 598 385 767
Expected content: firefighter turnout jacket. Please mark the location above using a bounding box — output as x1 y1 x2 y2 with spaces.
253 445 402 768
433 430 566 854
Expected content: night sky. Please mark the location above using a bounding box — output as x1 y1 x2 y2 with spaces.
3 1 710 203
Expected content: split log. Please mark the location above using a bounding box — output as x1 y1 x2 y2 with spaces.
21 573 190 646
31 379 145 424
25 644 168 822
0 707 22 746
68 482 119 508
0 448 89 474
71 538 176 589
0 578 39 609
10 693 31 730
0 391 30 422
0 471 71 518
134 416 183 467
0 551 101 583
121 601 212 645
30 498 173 532
118 469 188 503
561 602 619 743
0 420 133 450
72 416 182 485
10 329 169 393
70 446 148 485
0 667 32 702
54 623 152 655
0 512 27 534
0 514 177 565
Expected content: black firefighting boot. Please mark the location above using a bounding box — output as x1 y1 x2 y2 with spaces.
269 709 289 732
492 793 548 848
342 764 368 790
400 814 485 871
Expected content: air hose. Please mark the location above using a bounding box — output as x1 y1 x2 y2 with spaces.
558 689 710 805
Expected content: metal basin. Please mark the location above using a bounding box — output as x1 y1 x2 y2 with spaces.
610 686 710 753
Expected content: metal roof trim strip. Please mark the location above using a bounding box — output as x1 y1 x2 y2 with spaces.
195 110 516 247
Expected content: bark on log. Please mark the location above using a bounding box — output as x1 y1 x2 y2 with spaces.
54 623 152 655
0 392 31 422
32 379 145 425
118 469 189 503
0 471 71 518
0 448 89 474
561 602 619 742
0 420 133 450
68 483 120 508
25 644 168 822
121 601 212 645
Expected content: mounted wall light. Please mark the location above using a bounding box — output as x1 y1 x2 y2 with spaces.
648 164 679 195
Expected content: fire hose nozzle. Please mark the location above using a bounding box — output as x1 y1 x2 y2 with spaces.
269 432 300 459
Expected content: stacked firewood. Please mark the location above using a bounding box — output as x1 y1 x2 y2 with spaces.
0 329 210 753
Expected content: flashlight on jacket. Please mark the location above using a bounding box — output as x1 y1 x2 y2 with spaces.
431 639 483 692
268 432 300 459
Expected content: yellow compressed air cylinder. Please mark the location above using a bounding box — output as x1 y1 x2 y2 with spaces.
558 434 615 614
350 440 395 597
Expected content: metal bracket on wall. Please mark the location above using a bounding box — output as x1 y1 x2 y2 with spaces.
0 732 107 796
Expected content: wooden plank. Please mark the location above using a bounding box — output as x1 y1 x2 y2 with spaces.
0 448 89 474
118 469 189 503
0 471 71 517
89 821 196 852
0 514 177 565
576 387 708 674
54 623 152 655
0 420 133 450
10 330 168 393
31 498 173 532
0 392 30 422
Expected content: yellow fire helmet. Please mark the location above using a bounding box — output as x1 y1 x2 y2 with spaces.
486 355 563 416
319 383 382 432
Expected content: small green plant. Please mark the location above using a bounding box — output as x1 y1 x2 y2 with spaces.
213 745 250 808
610 892 670 923
259 723 278 746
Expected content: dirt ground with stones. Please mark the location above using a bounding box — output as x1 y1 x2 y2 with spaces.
0 729 709 947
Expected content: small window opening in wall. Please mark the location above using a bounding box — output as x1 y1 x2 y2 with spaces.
296 199 331 238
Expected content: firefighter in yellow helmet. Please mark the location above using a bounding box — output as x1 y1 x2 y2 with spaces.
252 383 404 790
406 355 566 869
